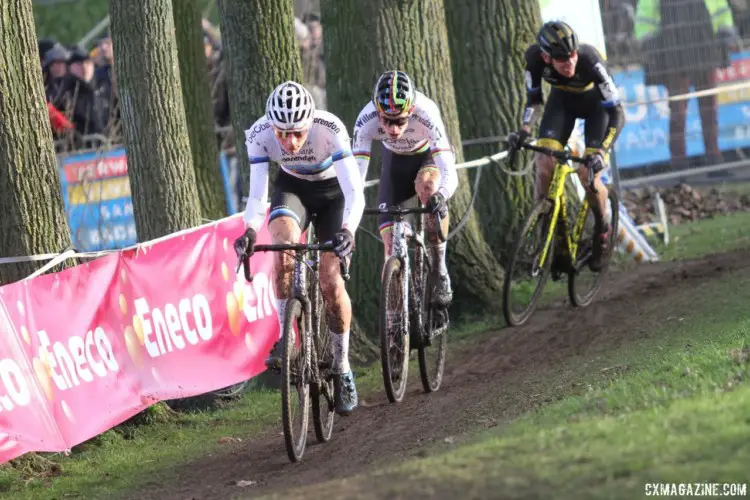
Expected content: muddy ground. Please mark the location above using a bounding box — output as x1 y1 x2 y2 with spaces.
123 248 750 500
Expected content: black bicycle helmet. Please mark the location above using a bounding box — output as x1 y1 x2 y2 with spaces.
537 21 579 59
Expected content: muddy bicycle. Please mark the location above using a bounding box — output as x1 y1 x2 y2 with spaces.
364 203 449 403
237 225 350 463
502 139 620 327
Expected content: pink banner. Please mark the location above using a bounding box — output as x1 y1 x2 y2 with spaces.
0 213 281 464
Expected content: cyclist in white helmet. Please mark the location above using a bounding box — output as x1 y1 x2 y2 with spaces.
234 81 365 416
352 70 458 307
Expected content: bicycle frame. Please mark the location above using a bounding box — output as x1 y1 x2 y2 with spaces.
364 204 442 345
391 214 415 349
238 227 349 384
539 160 591 271
292 234 317 386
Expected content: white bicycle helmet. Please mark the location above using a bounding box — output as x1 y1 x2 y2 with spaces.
265 81 316 131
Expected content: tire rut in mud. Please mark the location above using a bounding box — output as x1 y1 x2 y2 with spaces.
126 248 750 500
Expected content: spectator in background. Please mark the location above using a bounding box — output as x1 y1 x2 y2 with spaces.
299 13 327 109
91 32 120 142
729 0 750 37
602 0 638 63
38 38 57 66
302 12 325 88
43 44 72 110
66 46 104 139
635 0 739 168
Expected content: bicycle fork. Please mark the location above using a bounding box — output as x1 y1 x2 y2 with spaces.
292 256 314 386
392 220 411 348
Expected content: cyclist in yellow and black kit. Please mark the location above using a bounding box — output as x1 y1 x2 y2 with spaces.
507 21 625 272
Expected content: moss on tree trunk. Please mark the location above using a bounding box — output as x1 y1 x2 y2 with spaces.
0 0 74 284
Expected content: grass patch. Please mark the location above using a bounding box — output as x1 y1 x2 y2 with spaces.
269 268 750 500
649 211 750 261
0 391 279 499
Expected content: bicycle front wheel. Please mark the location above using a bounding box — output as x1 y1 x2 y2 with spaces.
281 298 310 463
418 297 448 393
311 292 335 443
380 256 410 403
502 199 555 327
568 189 620 307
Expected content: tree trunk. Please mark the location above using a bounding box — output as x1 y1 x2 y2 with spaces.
110 0 202 241
320 0 382 330
0 0 73 285
445 0 540 263
216 0 303 198
174 0 227 221
374 0 506 316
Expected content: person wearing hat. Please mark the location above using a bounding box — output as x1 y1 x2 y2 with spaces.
43 44 73 110
68 46 95 85
43 44 69 80
66 45 104 139
38 38 57 66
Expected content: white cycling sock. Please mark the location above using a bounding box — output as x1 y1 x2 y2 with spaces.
331 331 351 374
430 242 448 275
275 298 288 339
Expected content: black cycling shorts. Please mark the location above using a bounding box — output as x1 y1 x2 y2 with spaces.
376 146 438 231
269 169 344 243
537 87 609 152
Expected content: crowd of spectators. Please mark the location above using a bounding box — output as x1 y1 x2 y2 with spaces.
40 14 327 156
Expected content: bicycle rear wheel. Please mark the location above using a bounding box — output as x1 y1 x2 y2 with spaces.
311 291 335 443
380 256 410 403
502 200 555 327
281 298 310 462
568 189 620 307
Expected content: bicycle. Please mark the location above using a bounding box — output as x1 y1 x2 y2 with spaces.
363 203 449 403
502 139 620 327
237 223 350 463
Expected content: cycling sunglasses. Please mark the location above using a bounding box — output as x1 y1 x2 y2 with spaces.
552 51 577 63
379 115 409 127
274 128 308 139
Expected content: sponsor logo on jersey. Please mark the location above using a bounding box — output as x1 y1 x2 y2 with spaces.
282 153 318 163
413 113 434 130
542 66 557 83
314 116 342 134
355 110 378 129
384 137 426 149
246 121 271 144
593 62 619 102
